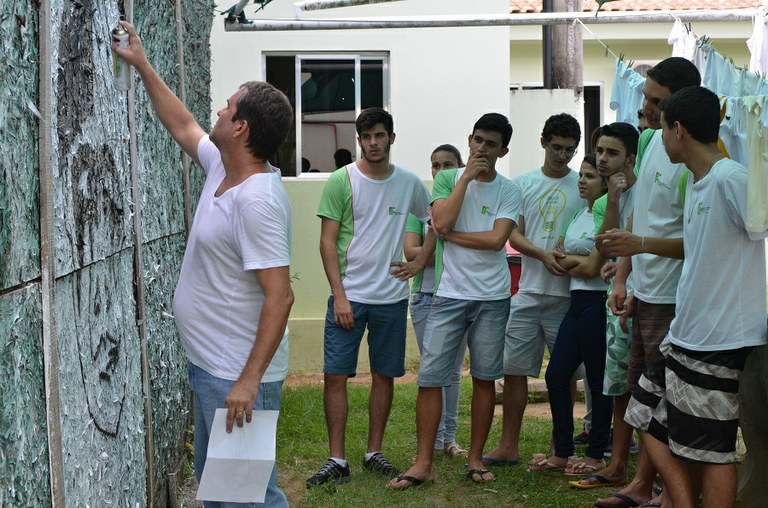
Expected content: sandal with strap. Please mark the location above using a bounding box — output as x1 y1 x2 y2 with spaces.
444 442 468 457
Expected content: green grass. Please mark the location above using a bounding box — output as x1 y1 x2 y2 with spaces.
276 380 635 507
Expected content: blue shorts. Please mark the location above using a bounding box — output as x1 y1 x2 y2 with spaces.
418 296 510 387
323 296 408 378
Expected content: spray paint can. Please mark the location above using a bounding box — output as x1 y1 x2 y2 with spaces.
111 22 130 91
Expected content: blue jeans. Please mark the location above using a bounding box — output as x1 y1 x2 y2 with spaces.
545 291 612 460
188 363 288 508
411 292 467 447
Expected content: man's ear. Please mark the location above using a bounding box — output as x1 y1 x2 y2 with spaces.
389 132 396 145
624 153 636 172
540 137 547 149
467 133 473 147
234 118 248 139
499 147 510 158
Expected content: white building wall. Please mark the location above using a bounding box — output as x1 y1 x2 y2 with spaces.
209 0 511 179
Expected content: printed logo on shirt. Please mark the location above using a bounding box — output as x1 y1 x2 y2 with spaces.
481 205 496 216
538 189 567 233
579 231 589 239
388 206 406 216
695 202 711 216
653 172 673 190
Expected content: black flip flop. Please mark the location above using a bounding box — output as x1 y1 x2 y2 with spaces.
594 492 641 508
466 468 495 483
391 474 432 490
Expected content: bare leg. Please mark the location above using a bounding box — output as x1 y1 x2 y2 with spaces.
697 462 736 508
389 386 440 487
368 372 394 452
581 393 631 486
641 431 696 508
467 378 497 481
483 374 527 463
324 373 349 458
595 425 656 507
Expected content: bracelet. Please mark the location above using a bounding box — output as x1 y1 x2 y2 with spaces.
641 236 646 253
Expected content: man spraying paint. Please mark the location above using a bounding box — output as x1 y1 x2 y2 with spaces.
113 21 294 508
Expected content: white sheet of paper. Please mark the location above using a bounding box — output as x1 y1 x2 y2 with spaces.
196 409 279 504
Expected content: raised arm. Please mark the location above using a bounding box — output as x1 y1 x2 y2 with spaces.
113 21 206 164
224 265 294 432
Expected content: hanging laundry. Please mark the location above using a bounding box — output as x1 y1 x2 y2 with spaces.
668 19 697 61
747 8 768 75
744 96 768 233
610 59 645 128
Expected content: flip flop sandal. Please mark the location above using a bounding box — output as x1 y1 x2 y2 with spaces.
568 473 626 489
528 453 566 473
594 492 641 508
389 474 433 490
565 459 606 476
466 468 495 483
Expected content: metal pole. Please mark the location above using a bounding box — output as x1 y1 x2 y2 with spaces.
225 9 756 31
294 0 403 17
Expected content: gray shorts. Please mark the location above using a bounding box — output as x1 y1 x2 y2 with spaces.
503 292 570 376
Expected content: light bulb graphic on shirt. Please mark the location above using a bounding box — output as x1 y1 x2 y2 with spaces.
538 189 567 233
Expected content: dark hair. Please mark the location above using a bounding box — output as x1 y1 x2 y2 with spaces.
431 144 464 166
355 107 393 136
334 148 353 167
472 113 513 148
541 113 581 144
301 157 311 172
582 153 597 169
637 110 645 120
646 57 702 94
233 81 293 159
659 86 720 144
595 122 639 156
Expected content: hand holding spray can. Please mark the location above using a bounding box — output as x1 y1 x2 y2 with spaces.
111 21 131 90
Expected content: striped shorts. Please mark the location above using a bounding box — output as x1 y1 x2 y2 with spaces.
624 336 753 464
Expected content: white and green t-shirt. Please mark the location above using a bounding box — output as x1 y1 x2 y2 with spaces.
562 208 609 292
317 163 430 304
406 213 435 294
631 130 686 304
432 169 520 301
513 168 585 298
669 159 768 351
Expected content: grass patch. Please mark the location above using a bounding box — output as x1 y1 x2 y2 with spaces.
276 380 634 507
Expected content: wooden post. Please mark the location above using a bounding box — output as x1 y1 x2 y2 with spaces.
38 0 66 505
553 0 583 96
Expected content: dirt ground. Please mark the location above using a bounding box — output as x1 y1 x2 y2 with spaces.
178 373 585 506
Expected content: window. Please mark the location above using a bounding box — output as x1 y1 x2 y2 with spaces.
265 53 389 177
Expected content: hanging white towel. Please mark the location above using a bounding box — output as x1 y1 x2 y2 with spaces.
668 19 697 61
747 9 768 75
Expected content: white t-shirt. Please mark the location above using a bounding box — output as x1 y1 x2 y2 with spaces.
173 136 291 382
432 169 520 300
513 168 585 298
317 163 430 304
563 208 608 292
669 159 768 351
631 131 687 304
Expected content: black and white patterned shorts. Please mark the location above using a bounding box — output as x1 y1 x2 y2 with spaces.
624 336 753 464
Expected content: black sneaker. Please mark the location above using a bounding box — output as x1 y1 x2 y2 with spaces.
573 430 590 446
306 458 350 487
362 452 400 478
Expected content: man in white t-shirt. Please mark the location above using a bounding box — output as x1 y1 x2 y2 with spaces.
390 113 519 488
115 23 295 507
596 57 701 508
309 108 431 487
625 85 767 508
483 113 584 466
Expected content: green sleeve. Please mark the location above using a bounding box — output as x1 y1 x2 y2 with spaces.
431 168 458 202
633 128 657 177
406 213 425 236
317 168 350 221
678 171 690 206
592 194 607 230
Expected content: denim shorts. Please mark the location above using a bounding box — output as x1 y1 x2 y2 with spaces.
188 363 288 508
503 292 570 376
323 296 408 377
418 296 510 386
